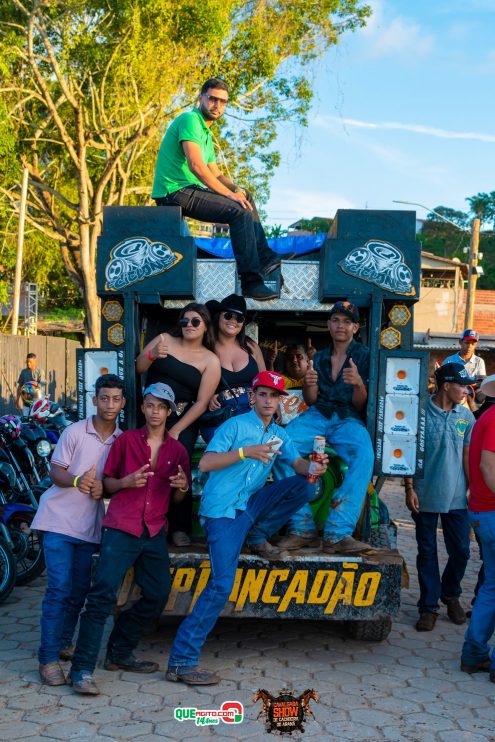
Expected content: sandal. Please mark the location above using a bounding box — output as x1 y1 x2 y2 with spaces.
171 531 191 547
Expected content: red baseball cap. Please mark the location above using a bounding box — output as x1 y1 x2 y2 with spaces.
252 371 288 396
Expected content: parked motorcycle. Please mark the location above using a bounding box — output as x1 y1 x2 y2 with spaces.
0 535 16 604
0 416 46 506
0 460 45 585
29 395 72 450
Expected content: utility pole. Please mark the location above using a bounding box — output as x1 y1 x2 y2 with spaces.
12 167 29 336
464 217 480 329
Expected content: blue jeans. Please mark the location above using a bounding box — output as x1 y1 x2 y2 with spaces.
462 510 495 669
412 510 470 613
168 475 313 667
39 531 96 665
275 407 374 542
71 527 170 674
156 187 277 275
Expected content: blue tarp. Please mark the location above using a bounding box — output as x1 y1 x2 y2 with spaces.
194 233 326 259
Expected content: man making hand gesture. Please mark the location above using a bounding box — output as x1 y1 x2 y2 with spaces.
69 383 190 695
165 370 327 685
275 300 375 555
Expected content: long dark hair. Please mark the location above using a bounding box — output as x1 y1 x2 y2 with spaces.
172 303 215 352
211 310 253 356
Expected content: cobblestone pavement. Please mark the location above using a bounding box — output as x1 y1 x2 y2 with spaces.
1 480 494 741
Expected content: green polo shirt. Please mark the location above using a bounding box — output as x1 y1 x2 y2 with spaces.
151 108 216 198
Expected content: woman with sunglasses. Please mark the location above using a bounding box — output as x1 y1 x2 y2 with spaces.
202 294 265 442
136 303 220 545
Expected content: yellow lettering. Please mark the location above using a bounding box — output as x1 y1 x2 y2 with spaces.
324 570 355 614
261 569 290 604
164 567 196 610
228 568 245 603
307 570 337 604
234 569 268 611
278 570 308 612
342 562 359 570
189 560 211 612
354 572 381 606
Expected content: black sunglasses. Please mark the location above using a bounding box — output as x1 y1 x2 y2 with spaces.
205 94 228 106
222 311 245 323
179 317 202 328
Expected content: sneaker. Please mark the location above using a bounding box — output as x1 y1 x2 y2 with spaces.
59 646 75 661
441 596 467 625
241 281 279 301
322 536 373 554
68 671 100 695
248 541 288 560
460 657 491 674
104 653 159 673
39 662 66 686
165 665 220 685
415 612 438 632
277 534 320 550
260 252 297 275
171 531 191 547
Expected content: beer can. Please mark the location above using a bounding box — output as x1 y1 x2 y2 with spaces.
307 436 326 483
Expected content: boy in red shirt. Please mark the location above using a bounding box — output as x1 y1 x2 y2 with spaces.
69 383 190 695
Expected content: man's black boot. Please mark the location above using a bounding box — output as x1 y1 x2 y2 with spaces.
240 272 278 301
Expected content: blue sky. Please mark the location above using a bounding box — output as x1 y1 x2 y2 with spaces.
263 0 495 227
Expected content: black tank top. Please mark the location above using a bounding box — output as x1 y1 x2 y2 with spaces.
146 355 202 403
219 354 258 391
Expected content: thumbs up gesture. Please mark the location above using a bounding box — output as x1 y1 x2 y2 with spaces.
342 357 362 386
304 359 318 387
306 337 316 360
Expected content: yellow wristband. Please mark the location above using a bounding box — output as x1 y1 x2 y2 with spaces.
239 447 245 460
178 486 188 493
73 475 80 489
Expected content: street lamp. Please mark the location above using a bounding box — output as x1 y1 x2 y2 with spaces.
392 199 480 329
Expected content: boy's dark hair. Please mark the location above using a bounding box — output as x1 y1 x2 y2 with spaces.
200 78 229 95
95 374 125 396
26 353 37 360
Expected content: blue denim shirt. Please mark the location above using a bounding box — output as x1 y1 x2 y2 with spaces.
313 339 370 421
199 409 300 519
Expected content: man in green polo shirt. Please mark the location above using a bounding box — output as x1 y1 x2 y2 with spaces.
152 78 292 301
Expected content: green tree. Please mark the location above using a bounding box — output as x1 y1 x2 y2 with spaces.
466 192 495 228
0 0 370 345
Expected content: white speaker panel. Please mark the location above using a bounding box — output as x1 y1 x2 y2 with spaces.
382 434 417 475
84 351 119 391
385 357 421 395
384 395 419 435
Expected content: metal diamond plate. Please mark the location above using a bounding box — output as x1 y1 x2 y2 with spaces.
162 259 330 312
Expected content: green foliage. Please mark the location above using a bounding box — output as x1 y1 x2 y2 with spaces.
466 192 495 228
0 0 370 342
292 217 333 234
421 200 495 290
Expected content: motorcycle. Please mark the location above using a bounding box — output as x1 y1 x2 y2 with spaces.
0 460 45 585
29 395 72 450
0 416 46 506
0 535 16 604
19 420 52 480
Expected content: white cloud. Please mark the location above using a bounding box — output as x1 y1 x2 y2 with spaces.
315 115 495 144
265 188 356 225
366 16 434 58
358 2 434 59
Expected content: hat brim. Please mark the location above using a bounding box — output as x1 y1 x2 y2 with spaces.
253 383 288 396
